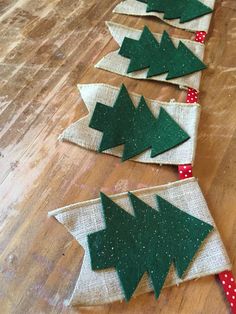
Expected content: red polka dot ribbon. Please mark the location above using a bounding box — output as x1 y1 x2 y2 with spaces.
186 87 198 103
218 271 236 313
195 31 207 44
178 164 193 180
178 31 236 313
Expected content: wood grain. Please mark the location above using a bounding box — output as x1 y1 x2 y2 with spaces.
0 0 235 313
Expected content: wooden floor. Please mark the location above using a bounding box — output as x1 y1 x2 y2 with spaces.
0 0 235 313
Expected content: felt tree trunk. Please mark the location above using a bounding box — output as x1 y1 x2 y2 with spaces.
119 26 206 79
89 84 190 161
137 0 213 23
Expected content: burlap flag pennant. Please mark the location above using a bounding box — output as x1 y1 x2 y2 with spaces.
59 83 201 165
48 178 231 306
113 0 215 33
95 22 206 90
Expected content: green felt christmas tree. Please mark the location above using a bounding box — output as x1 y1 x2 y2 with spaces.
88 192 213 301
89 84 190 161
119 26 206 79
137 0 213 23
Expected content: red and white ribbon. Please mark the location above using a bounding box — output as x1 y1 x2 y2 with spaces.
178 164 193 180
218 271 236 313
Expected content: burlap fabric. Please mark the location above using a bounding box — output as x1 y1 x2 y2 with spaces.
113 0 215 33
59 83 200 165
48 177 231 306
95 22 206 90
